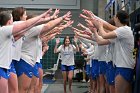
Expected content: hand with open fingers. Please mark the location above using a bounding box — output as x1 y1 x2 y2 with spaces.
79 13 90 20
40 9 52 18
82 9 95 19
51 9 60 19
88 26 97 34
71 27 82 32
77 23 83 27
62 11 72 21
45 8 52 17
56 38 60 44
65 20 74 28
85 19 94 28
94 19 103 29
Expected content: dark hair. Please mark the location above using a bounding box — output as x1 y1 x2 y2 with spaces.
27 13 36 20
63 36 72 50
116 10 129 25
0 11 12 26
108 18 115 26
12 7 26 21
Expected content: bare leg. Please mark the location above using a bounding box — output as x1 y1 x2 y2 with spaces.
0 77 8 93
35 68 43 93
28 75 39 93
115 75 131 93
8 72 19 93
95 77 100 93
89 77 93 93
105 81 109 93
92 79 97 93
109 85 115 93
62 71 67 93
68 71 73 93
18 73 32 93
99 74 106 93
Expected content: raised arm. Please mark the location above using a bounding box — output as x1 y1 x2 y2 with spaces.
73 36 79 52
54 38 60 53
12 11 48 35
80 9 117 31
40 11 72 35
42 44 49 56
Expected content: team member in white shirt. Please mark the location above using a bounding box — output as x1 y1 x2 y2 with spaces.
0 10 48 93
14 11 72 93
54 36 79 93
83 10 135 93
11 7 58 93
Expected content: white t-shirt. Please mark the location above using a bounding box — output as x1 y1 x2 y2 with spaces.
21 24 44 66
86 45 94 55
92 43 98 60
106 44 114 63
109 26 135 69
0 25 13 69
36 37 42 63
12 21 24 61
57 44 76 66
98 45 107 61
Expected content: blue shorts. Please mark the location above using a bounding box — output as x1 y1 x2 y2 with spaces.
0 67 10 79
32 63 39 78
106 61 115 85
115 67 134 82
61 65 74 71
8 60 18 74
99 61 107 75
86 65 91 76
36 62 42 69
15 59 33 78
91 59 99 80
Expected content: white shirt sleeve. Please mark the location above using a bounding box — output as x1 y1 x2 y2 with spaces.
114 27 129 39
108 38 116 43
26 24 44 38
57 45 63 52
0 25 13 37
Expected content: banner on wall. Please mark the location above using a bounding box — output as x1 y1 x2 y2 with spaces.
0 0 80 9
105 0 115 10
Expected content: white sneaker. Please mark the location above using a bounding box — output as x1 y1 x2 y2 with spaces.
82 79 86 83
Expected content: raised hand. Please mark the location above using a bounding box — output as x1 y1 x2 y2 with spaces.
62 11 72 21
51 9 60 19
85 19 94 27
82 9 95 19
64 20 74 28
56 38 60 44
45 8 52 17
71 27 82 32
79 13 89 20
77 23 83 28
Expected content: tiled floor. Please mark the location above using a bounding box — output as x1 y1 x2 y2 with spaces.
42 80 89 93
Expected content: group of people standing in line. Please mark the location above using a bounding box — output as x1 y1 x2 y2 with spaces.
0 7 135 93
54 9 135 93
0 7 73 93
